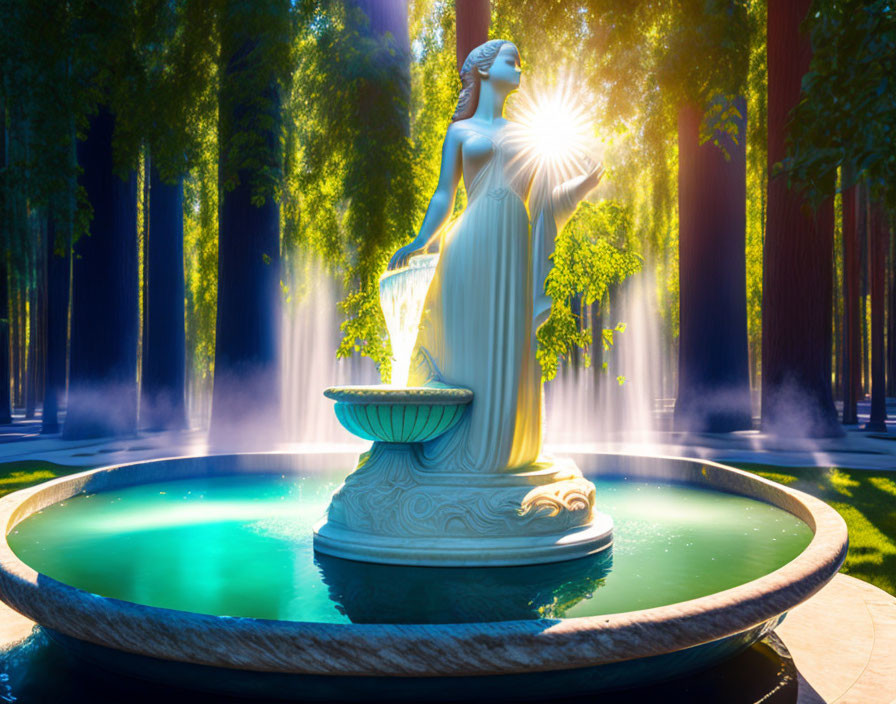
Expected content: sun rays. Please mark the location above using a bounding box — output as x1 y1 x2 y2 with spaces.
507 76 602 188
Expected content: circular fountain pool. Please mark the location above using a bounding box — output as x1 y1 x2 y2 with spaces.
0 453 847 701
8 474 811 623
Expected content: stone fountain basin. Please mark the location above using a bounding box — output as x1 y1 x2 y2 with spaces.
0 452 847 701
324 385 472 443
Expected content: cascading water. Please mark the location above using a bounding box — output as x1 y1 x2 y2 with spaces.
544 270 664 449
281 254 664 449
281 258 379 444
378 254 439 387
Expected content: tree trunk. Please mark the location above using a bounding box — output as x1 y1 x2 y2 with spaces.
0 253 9 424
142 151 150 398
866 203 888 430
888 221 896 397
833 249 841 400
674 99 752 432
42 215 70 434
860 189 870 396
24 265 36 418
11 279 21 409
841 183 859 424
210 2 285 440
25 217 47 420
761 0 841 437
0 93 10 425
456 0 490 71
64 106 138 439
140 165 187 430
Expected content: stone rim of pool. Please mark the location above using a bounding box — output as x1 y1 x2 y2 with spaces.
0 451 847 681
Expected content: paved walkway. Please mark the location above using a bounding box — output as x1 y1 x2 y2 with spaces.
782 574 896 703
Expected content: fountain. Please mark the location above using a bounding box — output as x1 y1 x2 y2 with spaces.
314 40 617 567
314 251 613 566
0 39 848 701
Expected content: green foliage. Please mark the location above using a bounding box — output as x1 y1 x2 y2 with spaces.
784 1 896 212
537 201 642 381
284 0 440 374
139 1 219 185
490 0 763 390
0 0 81 262
183 105 219 414
1 0 784 404
218 0 292 205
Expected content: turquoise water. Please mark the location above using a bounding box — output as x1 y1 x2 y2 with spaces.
8 474 812 624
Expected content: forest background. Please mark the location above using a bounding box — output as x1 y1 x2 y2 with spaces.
0 0 893 441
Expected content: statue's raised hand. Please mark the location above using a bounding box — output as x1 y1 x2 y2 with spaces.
582 156 605 186
388 241 424 270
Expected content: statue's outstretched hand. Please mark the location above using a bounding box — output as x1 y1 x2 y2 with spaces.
388 241 424 270
583 156 605 185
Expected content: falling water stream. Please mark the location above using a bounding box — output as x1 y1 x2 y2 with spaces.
379 254 439 387
281 258 666 446
281 258 379 444
544 271 665 448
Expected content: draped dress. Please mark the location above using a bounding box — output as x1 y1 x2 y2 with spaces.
408 120 566 473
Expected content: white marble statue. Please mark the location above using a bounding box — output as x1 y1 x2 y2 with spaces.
314 40 612 566
390 39 604 473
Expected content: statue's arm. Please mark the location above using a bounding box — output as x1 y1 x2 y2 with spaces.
551 162 605 228
388 125 463 270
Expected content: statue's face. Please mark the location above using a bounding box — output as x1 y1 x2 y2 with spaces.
486 43 521 92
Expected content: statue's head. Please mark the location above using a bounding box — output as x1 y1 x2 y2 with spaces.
452 40 521 122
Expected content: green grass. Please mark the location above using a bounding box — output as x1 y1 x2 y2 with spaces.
1 459 894 597
731 463 896 597
0 460 91 499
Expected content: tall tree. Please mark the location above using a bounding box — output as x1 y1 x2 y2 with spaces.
137 1 216 432
64 107 139 439
210 0 289 439
761 0 841 437
841 180 860 424
24 219 45 420
785 0 895 423
140 164 187 431
888 228 896 397
674 98 752 432
456 0 490 70
0 95 10 425
41 215 70 434
866 202 888 430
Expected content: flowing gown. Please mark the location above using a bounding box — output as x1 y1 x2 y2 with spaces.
409 122 554 473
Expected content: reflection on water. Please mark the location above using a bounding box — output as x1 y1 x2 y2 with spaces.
315 550 612 624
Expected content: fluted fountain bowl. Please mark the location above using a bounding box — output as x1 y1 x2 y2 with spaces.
324 385 472 443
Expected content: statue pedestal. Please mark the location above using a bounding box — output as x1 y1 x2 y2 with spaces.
313 441 613 567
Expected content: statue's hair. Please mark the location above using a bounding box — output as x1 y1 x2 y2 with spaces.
451 40 512 122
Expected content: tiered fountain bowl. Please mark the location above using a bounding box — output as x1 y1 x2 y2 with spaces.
0 450 847 701
324 384 472 443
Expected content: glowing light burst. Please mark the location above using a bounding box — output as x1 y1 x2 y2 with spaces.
507 78 601 185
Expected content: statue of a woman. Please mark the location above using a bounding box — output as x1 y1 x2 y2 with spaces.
389 40 604 474
315 41 612 566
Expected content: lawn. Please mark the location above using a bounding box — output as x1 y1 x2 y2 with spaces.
0 460 90 499
1 459 893 597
